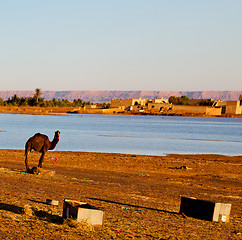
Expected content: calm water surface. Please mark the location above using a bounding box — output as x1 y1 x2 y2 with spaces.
0 114 241 156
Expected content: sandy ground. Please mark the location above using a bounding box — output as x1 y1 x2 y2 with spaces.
0 149 241 239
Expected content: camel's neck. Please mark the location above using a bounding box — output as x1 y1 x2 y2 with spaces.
49 136 59 150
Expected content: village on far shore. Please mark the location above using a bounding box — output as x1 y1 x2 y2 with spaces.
0 92 242 117
69 94 242 117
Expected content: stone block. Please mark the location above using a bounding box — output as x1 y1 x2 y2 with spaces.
63 199 104 229
179 196 231 222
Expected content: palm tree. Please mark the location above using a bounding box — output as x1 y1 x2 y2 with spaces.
35 88 41 103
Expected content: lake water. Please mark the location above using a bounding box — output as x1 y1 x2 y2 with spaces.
0 114 241 156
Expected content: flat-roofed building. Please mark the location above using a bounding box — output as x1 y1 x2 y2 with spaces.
225 101 242 114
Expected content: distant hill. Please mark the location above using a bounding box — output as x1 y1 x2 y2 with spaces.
0 91 241 103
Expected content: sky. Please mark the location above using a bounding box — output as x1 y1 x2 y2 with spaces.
0 0 241 91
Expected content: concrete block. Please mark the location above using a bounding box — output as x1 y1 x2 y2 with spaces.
46 199 59 206
179 196 231 222
63 199 104 229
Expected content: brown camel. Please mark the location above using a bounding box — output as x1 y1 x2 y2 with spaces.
25 130 60 173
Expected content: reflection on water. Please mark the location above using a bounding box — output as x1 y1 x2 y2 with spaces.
0 114 241 156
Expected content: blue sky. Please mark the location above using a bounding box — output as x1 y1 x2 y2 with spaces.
0 0 241 91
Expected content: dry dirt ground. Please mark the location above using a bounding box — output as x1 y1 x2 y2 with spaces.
0 149 241 239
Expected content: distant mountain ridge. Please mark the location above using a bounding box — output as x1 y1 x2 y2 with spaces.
0 91 241 102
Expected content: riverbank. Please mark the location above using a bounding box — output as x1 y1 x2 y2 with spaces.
0 106 242 117
0 106 72 116
0 149 241 239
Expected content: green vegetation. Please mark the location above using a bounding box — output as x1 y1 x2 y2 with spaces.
96 102 111 109
0 88 93 107
168 95 189 105
199 99 214 106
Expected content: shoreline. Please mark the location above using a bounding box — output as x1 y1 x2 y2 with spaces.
0 106 242 118
0 148 242 158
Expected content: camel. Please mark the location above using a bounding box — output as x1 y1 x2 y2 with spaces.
25 130 60 173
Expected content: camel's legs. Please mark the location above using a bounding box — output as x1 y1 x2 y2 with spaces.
38 151 46 168
25 152 30 171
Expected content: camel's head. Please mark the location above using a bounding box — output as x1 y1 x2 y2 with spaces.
55 130 60 140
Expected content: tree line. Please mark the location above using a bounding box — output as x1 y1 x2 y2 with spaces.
168 95 189 105
168 96 214 106
0 89 93 107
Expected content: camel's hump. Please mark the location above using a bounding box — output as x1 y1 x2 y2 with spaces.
33 133 48 138
34 133 41 136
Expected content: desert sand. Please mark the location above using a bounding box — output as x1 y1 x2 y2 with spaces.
0 149 241 239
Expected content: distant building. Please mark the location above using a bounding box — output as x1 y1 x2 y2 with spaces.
147 102 172 112
214 97 242 115
85 104 97 109
225 101 242 114
110 98 149 109
110 99 133 109
110 96 242 116
131 98 148 106
170 105 222 116
151 98 169 104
